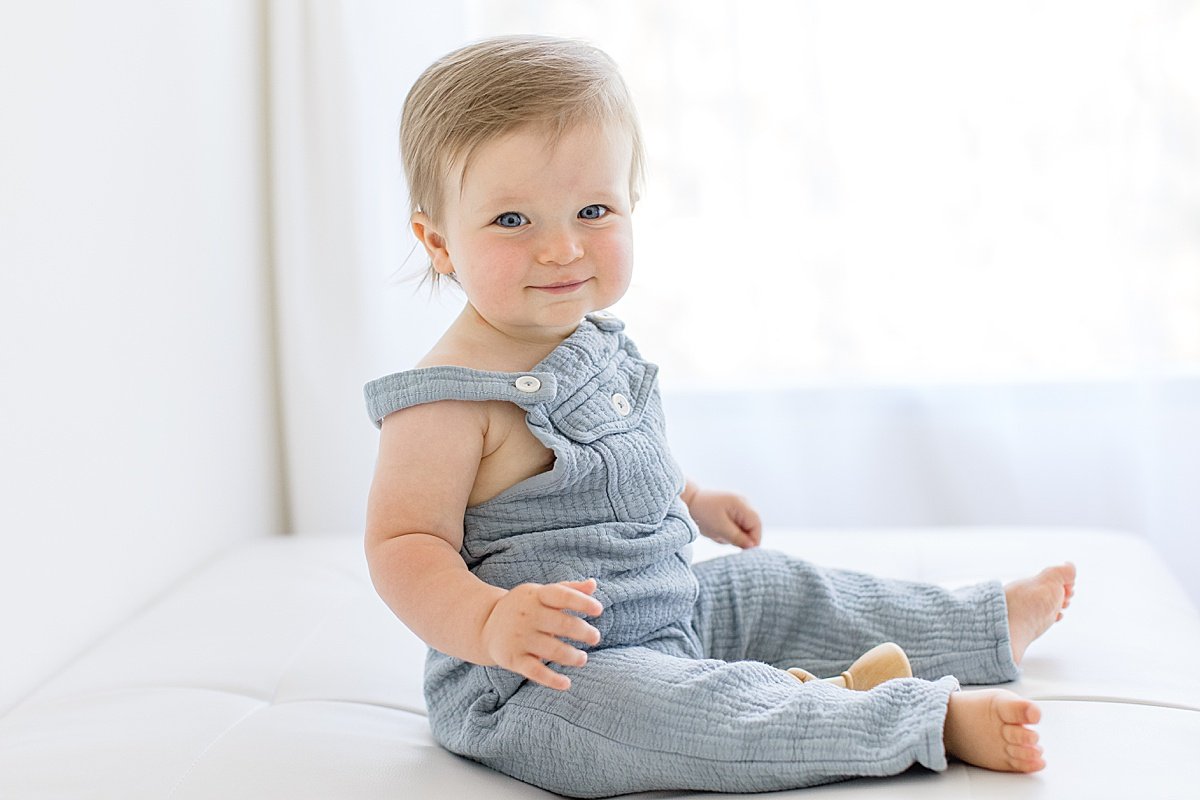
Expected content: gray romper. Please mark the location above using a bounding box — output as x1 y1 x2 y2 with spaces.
364 312 1018 798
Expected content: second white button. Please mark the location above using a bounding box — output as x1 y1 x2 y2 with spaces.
611 393 631 416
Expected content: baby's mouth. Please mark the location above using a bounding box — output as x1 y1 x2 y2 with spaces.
532 279 590 294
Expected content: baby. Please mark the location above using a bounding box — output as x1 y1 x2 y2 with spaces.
364 34 1076 797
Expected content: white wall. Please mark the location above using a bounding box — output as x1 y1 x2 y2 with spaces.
0 2 281 713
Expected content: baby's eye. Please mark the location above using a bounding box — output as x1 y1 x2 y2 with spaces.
578 204 609 221
494 212 528 228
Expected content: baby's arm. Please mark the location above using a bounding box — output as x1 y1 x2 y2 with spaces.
681 479 763 548
366 399 602 690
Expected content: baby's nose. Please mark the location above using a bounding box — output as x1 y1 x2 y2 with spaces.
537 227 584 266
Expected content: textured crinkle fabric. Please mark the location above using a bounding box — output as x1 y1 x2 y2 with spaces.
363 314 1018 797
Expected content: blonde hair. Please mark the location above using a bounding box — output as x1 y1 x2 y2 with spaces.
400 35 645 284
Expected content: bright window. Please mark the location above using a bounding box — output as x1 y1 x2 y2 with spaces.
467 1 1200 389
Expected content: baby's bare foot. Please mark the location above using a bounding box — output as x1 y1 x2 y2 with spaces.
944 689 1045 773
1006 563 1076 665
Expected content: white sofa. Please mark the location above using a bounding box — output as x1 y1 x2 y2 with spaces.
2 526 1198 799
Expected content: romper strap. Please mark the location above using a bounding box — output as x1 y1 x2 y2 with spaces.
364 366 558 428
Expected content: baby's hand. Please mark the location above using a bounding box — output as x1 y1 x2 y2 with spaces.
480 578 604 691
690 490 763 549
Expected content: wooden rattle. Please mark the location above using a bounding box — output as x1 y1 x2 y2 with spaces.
786 642 912 691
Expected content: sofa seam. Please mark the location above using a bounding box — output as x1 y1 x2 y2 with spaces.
164 703 268 799
267 599 350 705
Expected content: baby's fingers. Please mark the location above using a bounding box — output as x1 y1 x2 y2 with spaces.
541 580 604 617
516 655 573 691
731 503 763 548
544 612 602 647
534 636 590 670
518 637 590 691
722 525 756 549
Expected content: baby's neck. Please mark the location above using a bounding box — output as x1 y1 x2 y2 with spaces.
434 303 579 372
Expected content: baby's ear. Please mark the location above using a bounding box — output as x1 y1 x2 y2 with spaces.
411 213 455 276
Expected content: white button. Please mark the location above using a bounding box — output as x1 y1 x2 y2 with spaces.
592 311 614 319
611 393 631 416
515 375 541 393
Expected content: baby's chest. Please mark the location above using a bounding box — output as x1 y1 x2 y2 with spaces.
469 401 555 507
472 365 682 511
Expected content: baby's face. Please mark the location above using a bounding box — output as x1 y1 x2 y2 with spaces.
429 123 635 340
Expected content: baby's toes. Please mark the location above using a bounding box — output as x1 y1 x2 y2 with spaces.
1002 724 1039 748
1006 744 1046 772
1060 565 1077 593
997 697 1041 726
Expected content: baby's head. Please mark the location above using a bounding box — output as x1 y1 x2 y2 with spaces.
401 35 645 285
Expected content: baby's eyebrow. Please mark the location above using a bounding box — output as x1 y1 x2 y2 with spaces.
470 189 626 215
474 195 529 210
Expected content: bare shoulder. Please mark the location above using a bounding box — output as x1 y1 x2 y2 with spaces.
380 318 556 511
410 336 516 451
417 313 549 372
411 333 531 444
416 342 529 373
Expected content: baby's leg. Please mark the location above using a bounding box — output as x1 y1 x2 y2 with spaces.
944 689 1045 772
692 549 1019 684
453 644 959 797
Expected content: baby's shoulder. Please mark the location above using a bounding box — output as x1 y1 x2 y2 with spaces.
417 334 530 373
402 344 525 426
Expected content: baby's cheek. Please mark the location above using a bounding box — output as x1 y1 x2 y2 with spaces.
478 246 531 286
595 232 634 281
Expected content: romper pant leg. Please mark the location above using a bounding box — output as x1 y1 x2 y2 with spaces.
450 642 958 798
691 548 1019 684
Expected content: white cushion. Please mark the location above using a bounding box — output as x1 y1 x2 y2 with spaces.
1 528 1197 799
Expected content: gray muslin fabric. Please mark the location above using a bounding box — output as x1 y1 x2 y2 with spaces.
364 313 1018 797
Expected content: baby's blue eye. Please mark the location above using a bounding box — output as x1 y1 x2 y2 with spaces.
579 205 608 220
494 212 527 228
